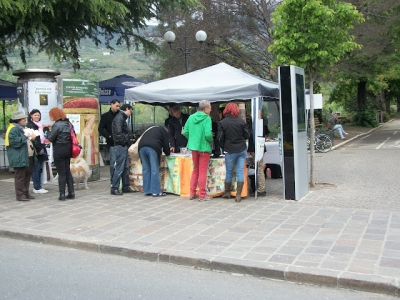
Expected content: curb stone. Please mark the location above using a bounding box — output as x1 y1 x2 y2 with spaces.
1 229 399 297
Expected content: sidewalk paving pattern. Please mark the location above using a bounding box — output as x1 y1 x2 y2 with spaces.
0 123 399 297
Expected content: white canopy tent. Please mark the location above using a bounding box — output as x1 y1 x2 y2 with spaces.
124 62 281 199
124 62 279 104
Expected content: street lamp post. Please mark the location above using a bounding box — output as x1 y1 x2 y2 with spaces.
163 30 207 73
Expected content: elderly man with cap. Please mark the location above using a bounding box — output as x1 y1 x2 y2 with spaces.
5 111 36 201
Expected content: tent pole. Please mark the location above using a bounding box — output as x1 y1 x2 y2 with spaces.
2 100 5 131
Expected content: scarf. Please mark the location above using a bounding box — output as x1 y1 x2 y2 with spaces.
32 120 45 143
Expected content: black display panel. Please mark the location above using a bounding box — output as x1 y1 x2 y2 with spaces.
295 73 306 132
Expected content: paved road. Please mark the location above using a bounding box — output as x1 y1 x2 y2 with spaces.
301 119 400 211
1 237 396 300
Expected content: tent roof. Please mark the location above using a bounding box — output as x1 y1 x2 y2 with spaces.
124 63 279 105
0 79 17 100
98 74 145 104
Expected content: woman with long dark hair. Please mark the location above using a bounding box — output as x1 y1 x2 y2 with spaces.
27 109 49 194
47 107 75 201
217 102 250 202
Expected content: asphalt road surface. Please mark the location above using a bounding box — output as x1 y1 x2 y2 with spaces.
0 237 397 300
301 119 400 211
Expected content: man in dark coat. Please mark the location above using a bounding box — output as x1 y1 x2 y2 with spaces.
98 99 121 178
110 104 135 195
168 105 189 153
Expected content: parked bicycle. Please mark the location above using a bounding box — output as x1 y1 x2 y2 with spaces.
307 132 332 153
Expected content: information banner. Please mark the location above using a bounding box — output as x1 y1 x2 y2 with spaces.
59 79 100 180
27 81 57 127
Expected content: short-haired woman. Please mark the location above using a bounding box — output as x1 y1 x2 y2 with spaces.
47 107 75 201
217 102 250 202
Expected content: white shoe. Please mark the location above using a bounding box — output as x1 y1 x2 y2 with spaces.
344 132 349 135
33 188 48 194
341 137 345 140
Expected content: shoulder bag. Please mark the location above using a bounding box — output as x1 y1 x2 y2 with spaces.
69 122 82 159
128 126 155 161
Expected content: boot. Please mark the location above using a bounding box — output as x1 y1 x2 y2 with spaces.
66 175 75 199
235 182 244 202
58 193 66 201
222 182 231 199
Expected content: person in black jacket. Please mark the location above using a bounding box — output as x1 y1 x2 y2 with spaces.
217 102 250 202
168 105 189 153
110 104 135 195
27 109 49 194
98 99 120 178
138 126 170 197
48 108 75 201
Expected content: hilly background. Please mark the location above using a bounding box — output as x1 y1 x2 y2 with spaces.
0 30 158 83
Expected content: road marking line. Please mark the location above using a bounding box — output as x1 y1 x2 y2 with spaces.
376 137 390 149
360 134 371 140
393 131 397 135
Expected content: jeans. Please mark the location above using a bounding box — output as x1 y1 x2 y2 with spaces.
190 151 211 198
139 146 161 195
111 145 130 191
333 124 346 138
32 161 43 190
225 150 247 183
109 146 116 179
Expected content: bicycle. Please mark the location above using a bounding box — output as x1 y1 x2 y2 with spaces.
307 132 332 153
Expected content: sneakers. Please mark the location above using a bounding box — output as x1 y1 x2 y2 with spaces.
341 137 346 140
344 132 349 135
189 195 197 200
33 188 48 194
198 195 212 201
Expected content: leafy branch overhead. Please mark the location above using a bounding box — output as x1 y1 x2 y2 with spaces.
0 0 198 70
269 0 364 80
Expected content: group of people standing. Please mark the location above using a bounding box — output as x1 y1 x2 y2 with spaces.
6 99 262 203
98 99 261 202
6 107 77 201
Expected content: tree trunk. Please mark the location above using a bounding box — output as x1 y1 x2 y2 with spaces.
357 79 367 111
384 89 390 115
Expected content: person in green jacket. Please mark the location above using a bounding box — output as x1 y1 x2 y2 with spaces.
183 100 213 201
5 111 36 201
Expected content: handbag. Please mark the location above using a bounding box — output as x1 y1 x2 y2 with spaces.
69 122 82 159
128 126 155 161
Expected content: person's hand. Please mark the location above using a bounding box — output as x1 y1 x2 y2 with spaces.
170 147 175 153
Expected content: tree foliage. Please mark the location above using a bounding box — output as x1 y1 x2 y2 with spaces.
0 0 198 70
156 0 280 78
269 0 363 187
331 0 400 112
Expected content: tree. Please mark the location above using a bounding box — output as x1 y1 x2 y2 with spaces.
155 0 280 78
269 0 363 187
332 0 400 112
0 0 198 70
